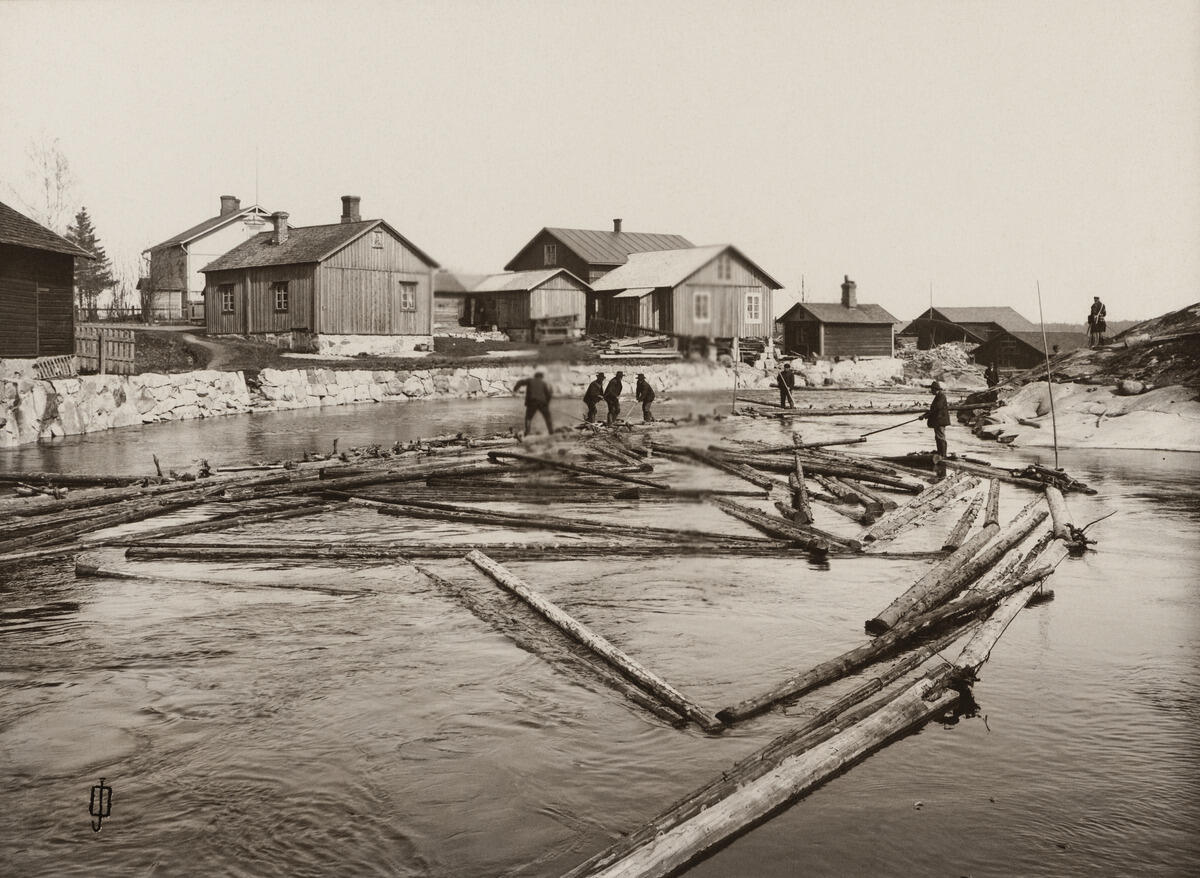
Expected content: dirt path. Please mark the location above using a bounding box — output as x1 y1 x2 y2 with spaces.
180 333 237 371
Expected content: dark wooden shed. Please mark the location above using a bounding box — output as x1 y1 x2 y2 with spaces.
470 269 591 342
971 330 1086 370
777 276 897 358
0 200 91 358
900 306 1036 349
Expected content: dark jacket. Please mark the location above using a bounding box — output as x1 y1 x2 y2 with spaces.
583 379 605 404
514 376 552 406
927 390 950 427
604 377 623 402
777 368 796 390
635 377 655 403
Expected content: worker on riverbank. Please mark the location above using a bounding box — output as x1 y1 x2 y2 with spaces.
776 362 796 408
985 362 1000 388
583 372 605 423
926 380 950 458
635 373 655 422
604 371 624 426
513 370 553 436
1088 296 1107 347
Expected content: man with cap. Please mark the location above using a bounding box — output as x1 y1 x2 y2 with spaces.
512 370 554 436
583 371 605 423
926 380 950 458
635 373 655 422
603 371 624 426
1087 296 1107 347
776 362 796 408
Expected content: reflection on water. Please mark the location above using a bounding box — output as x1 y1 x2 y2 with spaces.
1 393 1198 876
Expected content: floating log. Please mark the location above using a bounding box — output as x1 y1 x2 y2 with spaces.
585 677 960 878
710 450 925 494
612 487 768 502
861 473 977 544
1044 485 1072 540
806 499 868 524
109 499 340 544
653 444 777 491
866 498 1045 635
811 473 856 504
487 450 667 489
710 498 832 553
942 493 985 551
840 478 898 511
0 471 160 488
466 550 724 732
789 452 813 525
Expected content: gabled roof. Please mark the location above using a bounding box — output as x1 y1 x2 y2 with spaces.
434 270 488 294
591 244 783 292
928 306 1036 331
504 226 693 271
779 301 899 325
201 219 439 272
0 200 92 258
149 205 274 251
980 330 1086 356
472 268 589 294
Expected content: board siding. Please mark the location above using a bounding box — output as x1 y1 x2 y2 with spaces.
528 278 587 322
318 228 433 335
507 230 594 281
819 324 894 358
668 250 773 339
0 244 75 357
205 265 314 335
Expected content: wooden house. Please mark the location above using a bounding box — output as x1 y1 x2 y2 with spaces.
504 219 692 283
776 276 898 359
900 306 1036 349
201 196 439 356
971 329 1085 370
469 269 591 342
590 244 781 340
146 195 278 322
0 199 91 359
433 270 487 333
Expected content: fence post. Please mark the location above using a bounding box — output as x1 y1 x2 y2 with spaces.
99 330 107 375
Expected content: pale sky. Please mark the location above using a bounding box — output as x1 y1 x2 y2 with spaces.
2 0 1197 323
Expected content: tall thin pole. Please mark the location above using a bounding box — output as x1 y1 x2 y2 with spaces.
1036 281 1060 469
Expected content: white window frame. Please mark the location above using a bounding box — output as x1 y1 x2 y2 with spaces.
544 243 557 266
272 281 289 313
372 229 384 248
219 284 235 314
693 289 711 323
744 291 762 324
399 281 417 311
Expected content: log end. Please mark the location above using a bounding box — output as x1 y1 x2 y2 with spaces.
864 617 890 636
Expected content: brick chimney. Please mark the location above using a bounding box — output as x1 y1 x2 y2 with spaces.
220 195 240 216
272 211 289 245
612 218 623 233
841 275 857 308
341 195 362 224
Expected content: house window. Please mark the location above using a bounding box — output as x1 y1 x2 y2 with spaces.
399 281 417 311
544 243 557 266
693 289 711 323
372 229 384 248
272 281 289 312
219 284 235 314
744 291 762 324
716 254 732 280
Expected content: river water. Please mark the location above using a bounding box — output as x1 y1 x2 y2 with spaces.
2 392 1198 876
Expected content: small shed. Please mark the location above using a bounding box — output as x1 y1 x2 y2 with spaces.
470 269 591 342
433 270 488 333
590 244 781 341
201 196 439 356
972 330 1086 370
900 306 1036 349
776 276 898 358
504 220 693 283
0 200 91 359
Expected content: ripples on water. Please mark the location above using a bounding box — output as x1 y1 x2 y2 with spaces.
1 394 1198 876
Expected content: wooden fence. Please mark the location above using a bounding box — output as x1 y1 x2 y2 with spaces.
34 355 79 380
76 325 136 375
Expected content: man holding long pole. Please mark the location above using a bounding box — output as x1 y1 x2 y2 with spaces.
926 380 950 458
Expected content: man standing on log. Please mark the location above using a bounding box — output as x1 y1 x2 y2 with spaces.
583 372 605 423
776 362 796 408
513 370 554 436
926 380 950 458
1087 296 1107 347
635 373 655 422
604 371 624 426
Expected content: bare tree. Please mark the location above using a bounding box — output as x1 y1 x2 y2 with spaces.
6 134 77 233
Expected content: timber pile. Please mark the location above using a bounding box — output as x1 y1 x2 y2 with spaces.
0 411 1103 877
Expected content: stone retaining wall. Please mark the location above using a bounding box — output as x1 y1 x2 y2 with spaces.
0 356 906 448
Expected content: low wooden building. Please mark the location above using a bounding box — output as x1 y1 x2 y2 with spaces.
146 195 278 322
591 244 781 341
900 306 1037 349
972 330 1086 370
433 270 487 333
201 196 439 356
0 200 91 359
504 220 693 283
469 269 590 342
777 276 898 358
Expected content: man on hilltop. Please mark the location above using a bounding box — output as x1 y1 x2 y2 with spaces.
1087 296 1107 347
513 370 554 436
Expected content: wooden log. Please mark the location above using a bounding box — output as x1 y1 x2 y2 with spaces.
585 678 960 878
1044 485 1072 539
107 499 340 544
487 450 668 489
840 478 898 511
861 473 977 544
984 477 1001 525
866 501 1047 635
612 487 768 502
806 499 867 524
466 550 725 732
811 473 856 504
710 498 831 552
942 493 985 551
789 453 814 524
712 451 925 494
653 445 777 491
942 458 1048 491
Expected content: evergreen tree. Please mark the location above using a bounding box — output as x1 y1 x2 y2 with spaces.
65 207 116 319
